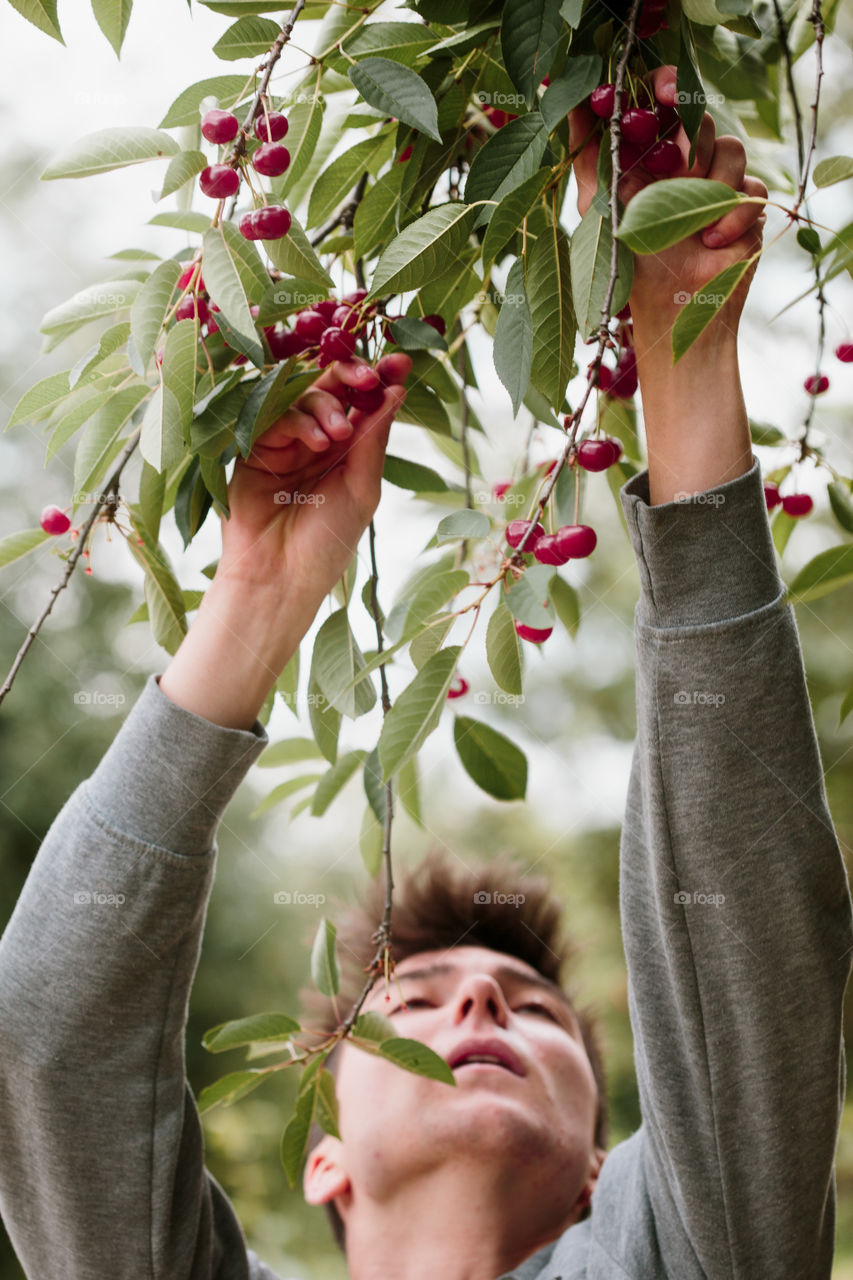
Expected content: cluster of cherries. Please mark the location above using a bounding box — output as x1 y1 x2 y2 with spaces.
803 343 853 396
763 484 813 518
197 107 292 241
589 81 681 176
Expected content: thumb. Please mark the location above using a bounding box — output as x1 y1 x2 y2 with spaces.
344 382 407 517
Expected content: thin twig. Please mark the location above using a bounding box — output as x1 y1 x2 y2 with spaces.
771 0 805 182
310 171 370 248
455 338 474 567
0 432 142 708
792 0 825 217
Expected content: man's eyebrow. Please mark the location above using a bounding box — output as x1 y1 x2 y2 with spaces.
382 961 577 1023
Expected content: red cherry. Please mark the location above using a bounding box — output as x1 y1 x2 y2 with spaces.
177 266 204 291
616 302 631 321
382 314 405 342
314 298 342 320
763 482 782 510
555 524 597 559
295 310 329 342
804 373 829 395
534 533 571 566
610 348 638 398
781 492 813 517
201 109 239 144
317 327 357 366
643 140 682 176
268 329 308 360
619 141 643 173
588 361 614 392
492 482 511 500
577 438 619 472
238 210 262 241
447 675 469 699
515 622 553 644
621 108 659 147
635 3 667 37
40 505 71 535
836 343 853 363
199 165 239 198
590 84 622 118
332 304 362 333
506 519 545 550
344 289 369 306
253 111 288 142
175 295 209 324
398 144 414 162
423 314 447 336
655 103 681 140
252 143 291 177
347 384 385 413
253 205 291 239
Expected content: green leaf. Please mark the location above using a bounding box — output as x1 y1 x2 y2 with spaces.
493 256 532 416
126 511 188 654
377 646 461 780
796 227 821 255
203 1012 300 1053
42 128 178 180
384 570 467 645
311 918 340 997
388 317 448 352
828 482 853 535
363 746 385 823
383 454 448 492
91 0 132 55
671 259 753 361
316 1069 341 1139
839 683 853 729
786 545 853 605
349 58 441 143
482 167 551 270
486 603 522 695
7 0 62 41
263 213 334 289
7 370 71 429
505 565 554 629
368 203 479 297
281 1076 318 1188
233 360 299 458
46 391 113 462
616 179 744 254
464 114 549 221
435 509 490 544
749 419 785 446
410 613 454 669
202 225 264 366
360 803 385 876
149 211 211 234
526 223 575 408
549 573 580 636
312 750 367 816
344 20 438 64
139 319 197 473
353 166 408 260
158 149 207 199
73 384 148 501
276 95 325 199
213 15 280 58
198 1069 270 1113
0 527 51 569
306 134 391 229
453 716 527 800
352 1011 397 1043
676 15 705 152
813 156 853 189
570 196 634 339
40 280 141 335
540 55 602 132
69 321 131 389
501 0 562 109
377 1036 456 1084
250 773 323 817
258 737 323 767
308 673 340 764
312 610 377 719
159 76 250 128
130 259 181 370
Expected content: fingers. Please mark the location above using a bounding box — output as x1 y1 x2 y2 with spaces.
344 381 407 515
568 102 600 218
311 357 381 401
702 172 768 248
375 351 413 386
299 388 354 442
250 407 331 464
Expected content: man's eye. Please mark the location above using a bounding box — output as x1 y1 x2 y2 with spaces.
516 1002 558 1021
388 997 433 1014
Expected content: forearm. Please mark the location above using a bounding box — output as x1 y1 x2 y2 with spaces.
633 324 752 507
159 572 320 730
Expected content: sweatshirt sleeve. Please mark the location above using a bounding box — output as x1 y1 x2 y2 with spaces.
593 457 853 1279
0 674 284 1280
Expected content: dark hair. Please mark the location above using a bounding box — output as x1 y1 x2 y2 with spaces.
297 846 609 1255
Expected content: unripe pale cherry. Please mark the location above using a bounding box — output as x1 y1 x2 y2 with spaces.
804 373 829 395
506 519 545 550
295 309 330 342
347 383 385 413
201 109 239 144
515 622 553 644
781 492 813 517
199 165 239 198
252 143 291 177
836 343 853 363
643 140 682 176
763 482 782 510
447 675 469 699
40 505 71 535
253 111 288 142
555 524 597 559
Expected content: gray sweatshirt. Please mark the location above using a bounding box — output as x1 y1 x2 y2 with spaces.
1 458 850 1280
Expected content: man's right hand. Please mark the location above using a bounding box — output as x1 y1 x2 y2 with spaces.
217 351 411 615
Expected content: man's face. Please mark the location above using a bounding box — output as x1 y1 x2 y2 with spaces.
306 945 601 1219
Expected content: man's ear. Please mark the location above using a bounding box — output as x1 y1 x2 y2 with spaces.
303 1136 351 1206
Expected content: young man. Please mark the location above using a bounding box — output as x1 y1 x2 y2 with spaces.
1 64 851 1280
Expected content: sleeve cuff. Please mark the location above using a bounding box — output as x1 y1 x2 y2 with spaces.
618 457 784 628
82 673 269 857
